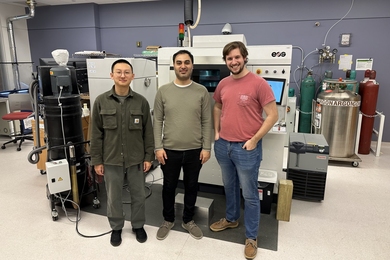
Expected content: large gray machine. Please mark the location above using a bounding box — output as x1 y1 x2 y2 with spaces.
87 58 157 112
157 36 294 189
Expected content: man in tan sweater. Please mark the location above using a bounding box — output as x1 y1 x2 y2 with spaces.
153 49 212 240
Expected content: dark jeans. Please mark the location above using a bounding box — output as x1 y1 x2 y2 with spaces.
161 148 202 223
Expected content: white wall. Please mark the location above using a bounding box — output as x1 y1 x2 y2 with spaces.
0 3 33 91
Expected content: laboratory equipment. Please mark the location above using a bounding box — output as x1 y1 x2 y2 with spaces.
346 70 358 93
287 133 329 201
358 69 379 154
318 46 338 63
298 72 316 133
46 159 71 195
257 169 277 214
29 50 100 220
318 70 333 94
39 57 89 93
178 23 185 47
312 79 361 166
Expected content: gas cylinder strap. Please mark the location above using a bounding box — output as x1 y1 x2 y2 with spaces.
360 111 383 118
296 108 312 115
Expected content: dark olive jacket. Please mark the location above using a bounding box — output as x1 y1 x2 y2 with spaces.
90 86 154 167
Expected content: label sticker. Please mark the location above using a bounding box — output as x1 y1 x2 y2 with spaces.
258 189 263 200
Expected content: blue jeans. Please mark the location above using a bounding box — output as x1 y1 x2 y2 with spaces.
214 138 262 240
161 148 202 223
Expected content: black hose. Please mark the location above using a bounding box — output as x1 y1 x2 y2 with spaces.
27 79 43 165
28 145 46 164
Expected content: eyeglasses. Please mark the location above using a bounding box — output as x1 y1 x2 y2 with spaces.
114 71 132 76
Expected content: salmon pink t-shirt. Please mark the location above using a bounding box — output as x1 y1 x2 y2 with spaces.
213 72 275 142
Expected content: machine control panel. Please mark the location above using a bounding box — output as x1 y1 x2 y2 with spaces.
250 65 290 78
271 51 287 57
46 159 71 194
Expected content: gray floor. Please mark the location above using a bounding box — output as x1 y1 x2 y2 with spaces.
1 135 389 260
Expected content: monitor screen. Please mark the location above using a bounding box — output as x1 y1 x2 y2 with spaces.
191 65 231 92
263 77 286 105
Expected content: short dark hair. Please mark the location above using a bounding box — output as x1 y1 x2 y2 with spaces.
172 50 194 64
222 41 248 62
111 59 133 73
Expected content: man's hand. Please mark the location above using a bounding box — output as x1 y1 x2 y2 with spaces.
242 139 257 151
155 149 167 165
143 161 152 173
94 164 104 176
200 150 211 164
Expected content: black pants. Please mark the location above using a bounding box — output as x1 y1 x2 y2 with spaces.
161 148 202 223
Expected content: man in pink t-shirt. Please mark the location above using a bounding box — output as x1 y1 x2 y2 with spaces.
209 41 278 260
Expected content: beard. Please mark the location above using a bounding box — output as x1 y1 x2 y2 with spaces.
174 70 192 81
229 63 245 75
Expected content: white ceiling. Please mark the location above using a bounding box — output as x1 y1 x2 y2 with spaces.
0 0 159 7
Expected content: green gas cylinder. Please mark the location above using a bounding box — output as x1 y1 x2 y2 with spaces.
298 72 316 133
346 70 358 93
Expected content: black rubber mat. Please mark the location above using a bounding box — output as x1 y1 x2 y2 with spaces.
82 182 278 251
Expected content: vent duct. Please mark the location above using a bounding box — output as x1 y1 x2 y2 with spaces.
6 0 36 90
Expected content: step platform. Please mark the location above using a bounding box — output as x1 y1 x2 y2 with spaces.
174 193 214 226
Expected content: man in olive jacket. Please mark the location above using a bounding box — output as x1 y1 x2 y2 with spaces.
90 59 154 247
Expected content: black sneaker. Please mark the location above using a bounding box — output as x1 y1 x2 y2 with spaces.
132 227 147 243
110 229 122 247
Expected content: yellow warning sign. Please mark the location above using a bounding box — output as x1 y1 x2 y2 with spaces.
58 177 63 181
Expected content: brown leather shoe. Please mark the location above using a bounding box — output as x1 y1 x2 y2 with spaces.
210 218 239 232
244 238 257 259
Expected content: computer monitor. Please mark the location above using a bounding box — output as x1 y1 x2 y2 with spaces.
263 77 286 106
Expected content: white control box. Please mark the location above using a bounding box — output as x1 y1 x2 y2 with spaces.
46 159 71 194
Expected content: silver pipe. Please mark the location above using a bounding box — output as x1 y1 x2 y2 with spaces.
6 0 36 90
